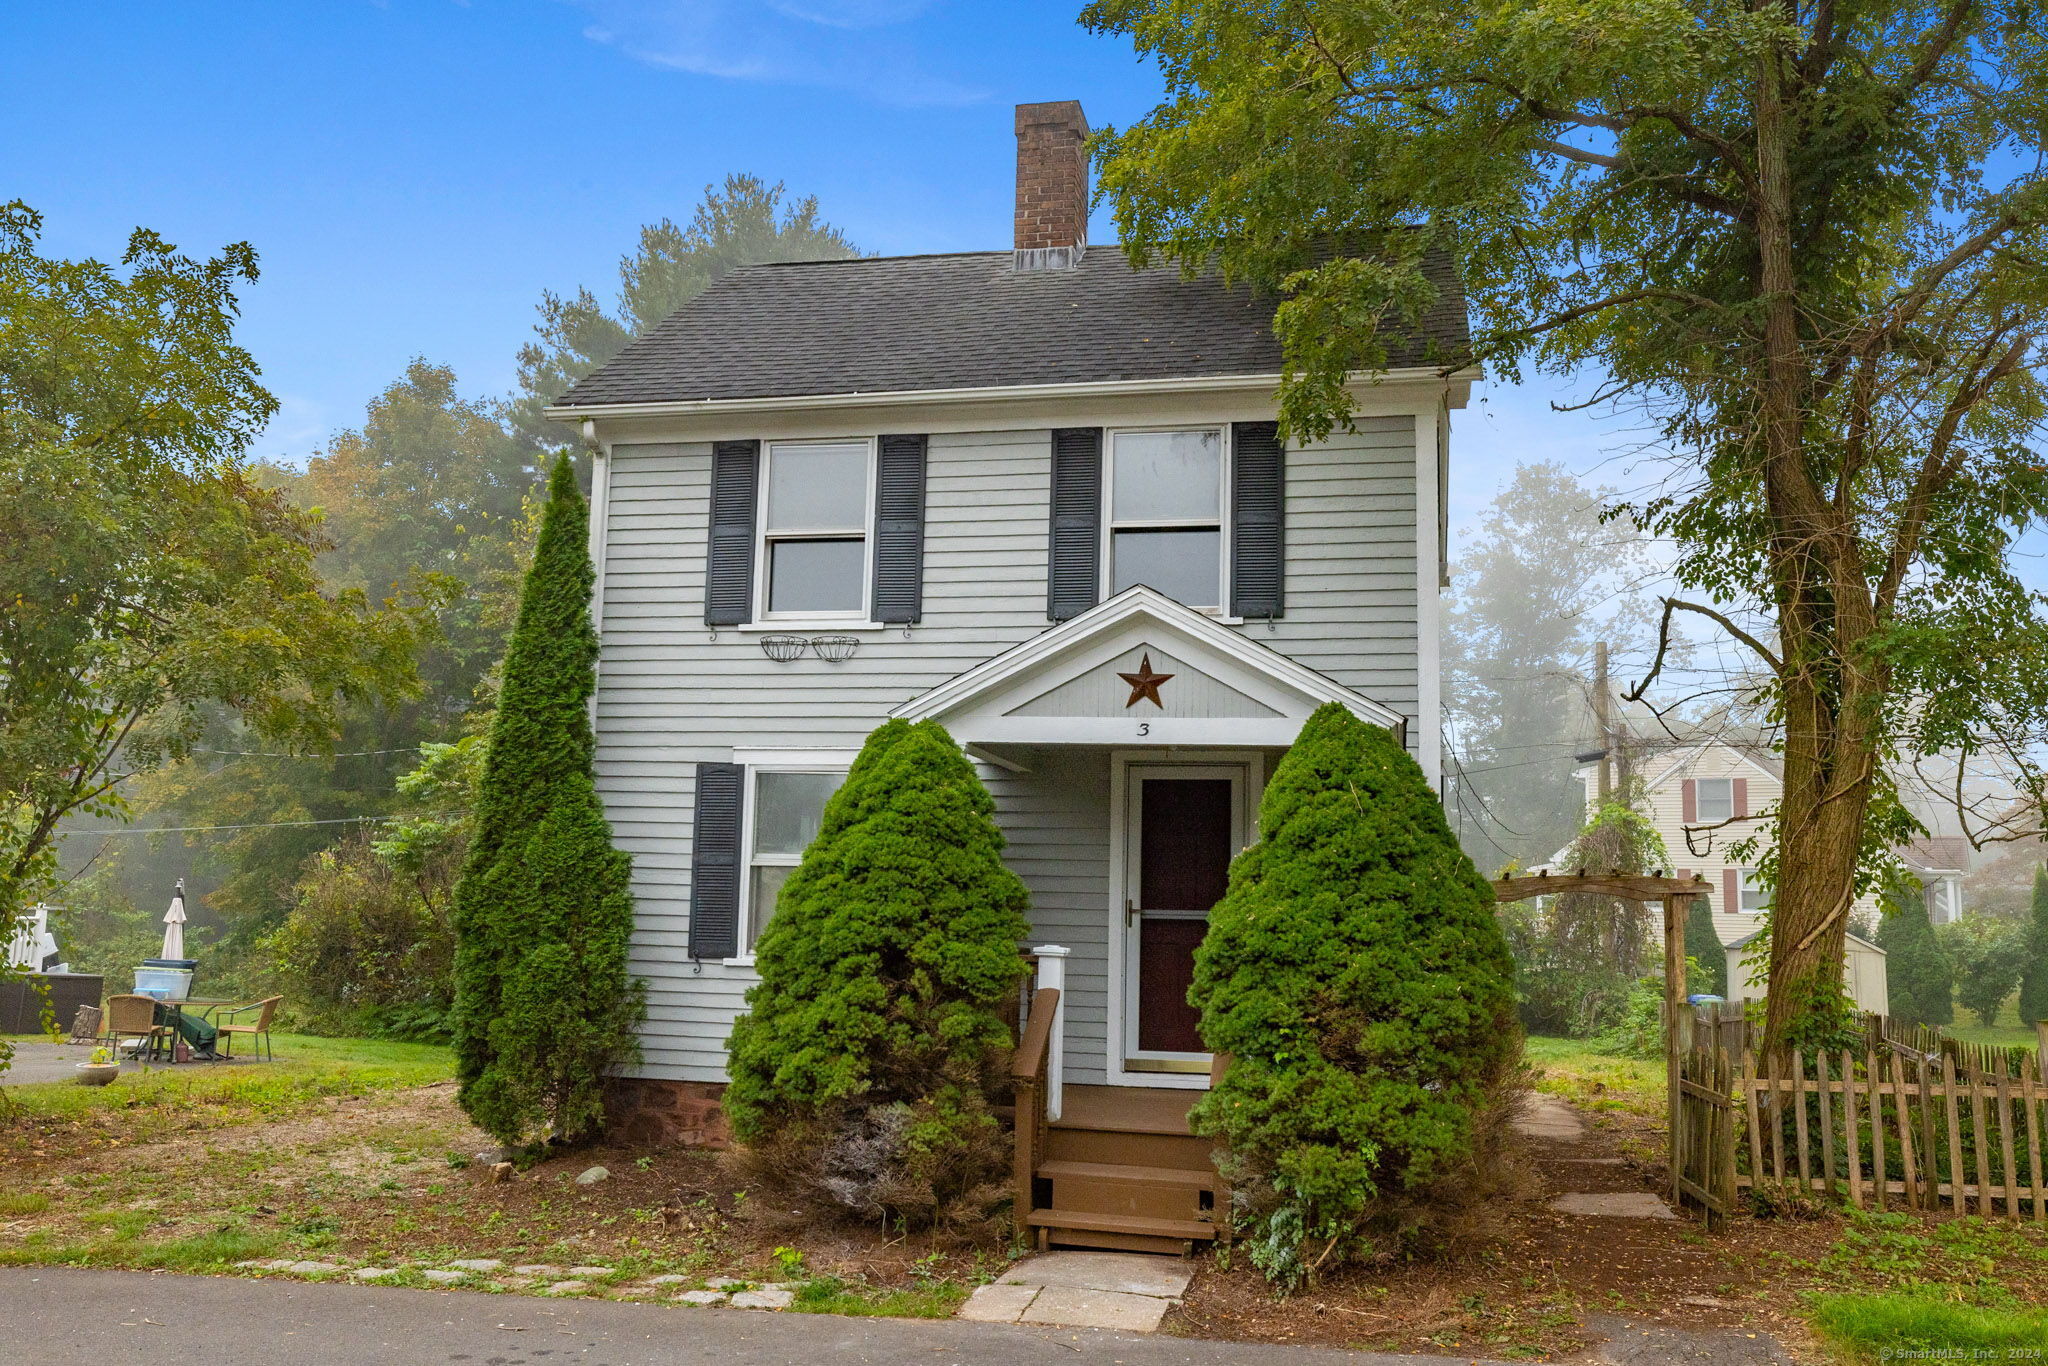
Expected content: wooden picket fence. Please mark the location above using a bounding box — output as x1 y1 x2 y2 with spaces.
1675 1041 2048 1221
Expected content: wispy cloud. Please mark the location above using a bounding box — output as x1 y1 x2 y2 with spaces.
568 0 986 107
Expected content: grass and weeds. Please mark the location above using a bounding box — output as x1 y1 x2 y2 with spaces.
1 1034 452 1152
1809 1291 2048 1360
1522 1036 1664 1119
789 1276 967 1318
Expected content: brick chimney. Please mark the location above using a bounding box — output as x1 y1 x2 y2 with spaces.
1014 100 1089 270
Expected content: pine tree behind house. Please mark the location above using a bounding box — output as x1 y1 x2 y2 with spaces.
1685 897 1727 998
724 718 1031 1227
1190 702 1519 1285
1878 874 1954 1030
2018 866 2048 1028
450 454 642 1146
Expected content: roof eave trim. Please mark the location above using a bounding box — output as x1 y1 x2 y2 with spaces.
543 366 1477 423
890 585 1408 731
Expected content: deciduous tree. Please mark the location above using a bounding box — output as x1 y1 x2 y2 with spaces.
1086 0 2048 1052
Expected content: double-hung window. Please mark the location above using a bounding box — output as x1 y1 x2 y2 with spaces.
1736 868 1771 913
760 439 872 618
1106 428 1225 610
744 767 848 949
1693 777 1734 823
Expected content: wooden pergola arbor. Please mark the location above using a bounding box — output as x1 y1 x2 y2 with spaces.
1492 870 1715 1211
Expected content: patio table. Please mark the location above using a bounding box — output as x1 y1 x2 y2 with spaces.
151 1000 223 1059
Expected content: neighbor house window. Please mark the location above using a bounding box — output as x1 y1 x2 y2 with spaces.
745 768 847 948
1107 428 1224 608
1694 777 1734 823
760 439 872 617
1736 868 1771 913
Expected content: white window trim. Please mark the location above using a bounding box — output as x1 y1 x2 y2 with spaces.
1735 867 1771 914
1101 425 1233 615
1694 777 1735 824
727 748 861 967
754 436 877 624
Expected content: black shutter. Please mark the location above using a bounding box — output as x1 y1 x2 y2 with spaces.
872 434 927 624
687 762 745 960
1047 427 1102 620
704 440 758 626
1230 421 1285 619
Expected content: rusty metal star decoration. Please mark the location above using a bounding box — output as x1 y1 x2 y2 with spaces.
1119 652 1175 709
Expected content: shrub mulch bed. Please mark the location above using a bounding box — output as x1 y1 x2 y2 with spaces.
7 1078 2044 1358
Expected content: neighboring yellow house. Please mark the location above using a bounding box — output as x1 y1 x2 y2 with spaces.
1559 736 1970 1014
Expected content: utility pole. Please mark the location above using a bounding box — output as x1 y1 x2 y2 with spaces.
1594 640 1613 804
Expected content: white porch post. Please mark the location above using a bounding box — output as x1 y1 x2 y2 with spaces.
1033 944 1070 1122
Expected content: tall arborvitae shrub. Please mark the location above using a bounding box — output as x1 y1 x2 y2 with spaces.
450 454 641 1146
1191 703 1520 1286
725 718 1031 1228
1685 897 1727 997
2018 866 2048 1026
1877 874 1953 1028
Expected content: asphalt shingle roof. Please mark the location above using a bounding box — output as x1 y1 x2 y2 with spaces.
554 248 1468 408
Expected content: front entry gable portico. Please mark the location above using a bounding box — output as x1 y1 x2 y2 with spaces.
891 586 1408 752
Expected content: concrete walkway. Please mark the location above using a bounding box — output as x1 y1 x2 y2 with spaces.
961 1251 1192 1332
0 1266 1516 1365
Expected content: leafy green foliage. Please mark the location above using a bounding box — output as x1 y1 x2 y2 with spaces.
1685 899 1727 998
1877 875 1954 1029
1940 916 2030 1029
1083 0 2048 1055
725 719 1030 1228
449 456 641 1145
1189 703 1519 1285
2018 866 2048 1026
1499 796 1664 1036
0 201 433 937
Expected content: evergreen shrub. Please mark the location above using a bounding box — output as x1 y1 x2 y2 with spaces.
725 718 1031 1229
1685 897 1727 997
449 454 642 1146
1190 702 1521 1287
2018 866 2048 1026
1878 874 1954 1028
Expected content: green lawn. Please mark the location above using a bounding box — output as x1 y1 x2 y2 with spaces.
1809 1292 2048 1361
1943 998 2042 1051
1522 1036 1665 1118
2 1032 452 1136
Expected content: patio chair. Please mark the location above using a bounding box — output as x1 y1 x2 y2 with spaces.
101 994 169 1063
214 996 281 1061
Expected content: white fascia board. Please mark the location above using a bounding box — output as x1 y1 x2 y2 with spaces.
1640 740 1781 793
893 585 1405 730
545 367 1477 426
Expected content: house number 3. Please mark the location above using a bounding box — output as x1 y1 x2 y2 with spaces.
1137 722 1150 736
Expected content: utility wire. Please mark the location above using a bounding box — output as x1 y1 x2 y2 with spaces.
195 747 420 759
78 812 463 836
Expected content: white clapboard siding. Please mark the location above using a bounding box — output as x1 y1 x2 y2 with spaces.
598 417 1421 1083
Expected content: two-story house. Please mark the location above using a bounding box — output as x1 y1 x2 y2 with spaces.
1569 734 1968 1014
545 100 1467 1249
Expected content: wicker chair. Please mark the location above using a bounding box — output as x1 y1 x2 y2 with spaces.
215 996 281 1061
101 994 168 1063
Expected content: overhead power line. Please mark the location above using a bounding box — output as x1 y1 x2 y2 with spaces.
76 812 463 837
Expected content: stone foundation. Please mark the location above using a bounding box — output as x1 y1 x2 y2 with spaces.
604 1076 731 1149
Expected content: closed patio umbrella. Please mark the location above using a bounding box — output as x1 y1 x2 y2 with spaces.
160 880 187 960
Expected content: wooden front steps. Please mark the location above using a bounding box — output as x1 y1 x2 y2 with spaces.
1028 1084 1228 1255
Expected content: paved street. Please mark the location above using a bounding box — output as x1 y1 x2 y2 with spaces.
0 1267 1505 1365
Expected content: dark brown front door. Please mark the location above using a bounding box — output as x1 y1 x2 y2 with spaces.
1134 776 1235 1054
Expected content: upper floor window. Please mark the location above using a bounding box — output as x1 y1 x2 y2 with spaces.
1107 428 1224 609
760 439 871 618
1694 777 1734 823
746 767 847 949
1736 868 1771 913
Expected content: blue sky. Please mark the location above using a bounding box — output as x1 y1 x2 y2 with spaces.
6 0 1629 534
